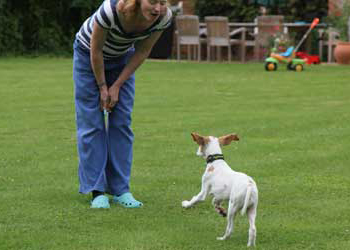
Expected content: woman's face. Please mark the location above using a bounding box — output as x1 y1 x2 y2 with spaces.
140 0 167 21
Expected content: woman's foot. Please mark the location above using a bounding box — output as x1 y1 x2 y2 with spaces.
113 192 143 208
91 191 110 208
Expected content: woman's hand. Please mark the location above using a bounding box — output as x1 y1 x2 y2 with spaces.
99 84 110 112
107 84 120 111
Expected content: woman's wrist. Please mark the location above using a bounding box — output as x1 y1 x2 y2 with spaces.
112 81 123 89
97 82 107 89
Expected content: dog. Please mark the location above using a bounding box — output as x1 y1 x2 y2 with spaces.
181 133 258 247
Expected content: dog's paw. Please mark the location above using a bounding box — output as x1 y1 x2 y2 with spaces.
181 200 191 208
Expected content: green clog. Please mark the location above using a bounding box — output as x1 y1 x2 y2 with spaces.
113 192 143 208
91 195 110 209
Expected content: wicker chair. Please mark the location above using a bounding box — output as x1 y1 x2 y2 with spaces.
205 16 246 62
175 15 202 61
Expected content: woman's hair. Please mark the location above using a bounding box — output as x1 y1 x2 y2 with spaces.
119 0 140 17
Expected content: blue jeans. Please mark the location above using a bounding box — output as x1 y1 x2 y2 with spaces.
73 39 135 196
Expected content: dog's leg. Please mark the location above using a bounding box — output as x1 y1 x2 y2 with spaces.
212 198 226 217
182 182 209 208
247 205 257 247
217 200 237 240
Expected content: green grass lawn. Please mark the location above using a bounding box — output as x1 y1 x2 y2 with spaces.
0 57 349 250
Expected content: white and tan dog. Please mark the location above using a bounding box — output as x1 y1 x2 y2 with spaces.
182 133 258 246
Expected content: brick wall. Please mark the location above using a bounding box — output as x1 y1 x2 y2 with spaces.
328 0 350 15
328 0 343 15
169 0 195 14
182 0 195 14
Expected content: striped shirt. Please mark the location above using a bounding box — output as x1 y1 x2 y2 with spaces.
76 0 172 59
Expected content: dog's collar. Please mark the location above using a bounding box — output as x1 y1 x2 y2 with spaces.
206 154 224 163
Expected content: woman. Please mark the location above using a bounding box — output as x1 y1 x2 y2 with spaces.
73 0 172 208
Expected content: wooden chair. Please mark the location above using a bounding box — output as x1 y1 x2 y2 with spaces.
253 15 285 61
318 28 339 63
205 16 246 62
175 15 201 61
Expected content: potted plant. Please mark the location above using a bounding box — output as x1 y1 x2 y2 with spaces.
327 0 350 64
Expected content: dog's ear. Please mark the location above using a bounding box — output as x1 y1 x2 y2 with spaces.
191 132 207 146
219 134 239 146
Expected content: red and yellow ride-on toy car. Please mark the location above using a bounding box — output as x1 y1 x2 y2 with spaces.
295 51 321 64
265 18 320 72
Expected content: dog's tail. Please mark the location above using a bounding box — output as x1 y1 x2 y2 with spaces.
241 182 253 216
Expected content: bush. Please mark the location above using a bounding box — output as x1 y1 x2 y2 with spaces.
0 0 24 55
0 0 329 56
195 0 328 23
0 0 101 56
195 0 258 22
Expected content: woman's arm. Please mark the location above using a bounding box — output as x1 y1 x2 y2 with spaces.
108 30 163 109
90 21 110 111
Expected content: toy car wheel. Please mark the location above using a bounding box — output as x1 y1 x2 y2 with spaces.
287 62 294 71
295 64 303 72
265 62 277 71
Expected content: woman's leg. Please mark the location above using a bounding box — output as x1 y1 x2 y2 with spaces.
73 41 108 195
105 71 135 196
